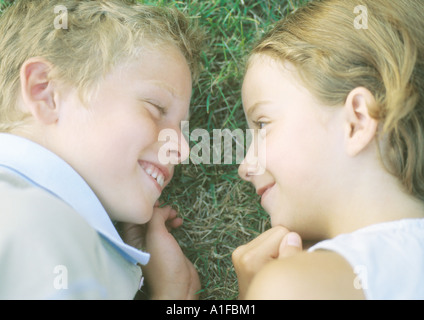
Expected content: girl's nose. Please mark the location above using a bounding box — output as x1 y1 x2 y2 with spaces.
238 144 261 181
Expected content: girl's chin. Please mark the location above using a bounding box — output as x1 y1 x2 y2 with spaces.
269 213 293 230
269 216 285 228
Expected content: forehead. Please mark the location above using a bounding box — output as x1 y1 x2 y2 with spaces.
242 54 340 129
116 45 192 97
133 45 190 77
242 55 287 106
243 54 311 100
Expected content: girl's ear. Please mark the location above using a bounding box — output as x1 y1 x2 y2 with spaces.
20 57 58 125
344 87 379 157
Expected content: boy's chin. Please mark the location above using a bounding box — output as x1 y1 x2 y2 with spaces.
112 205 154 225
132 209 154 225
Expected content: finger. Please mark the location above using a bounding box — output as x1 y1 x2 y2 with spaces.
242 226 290 258
148 206 173 229
154 200 165 208
167 208 178 220
278 232 303 259
245 226 289 247
149 206 181 232
166 217 183 230
232 226 291 273
162 207 182 230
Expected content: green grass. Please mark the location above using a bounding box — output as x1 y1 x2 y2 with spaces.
0 0 10 13
1 0 310 300
138 0 310 299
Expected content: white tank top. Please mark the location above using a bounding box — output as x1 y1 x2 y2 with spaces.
308 219 424 299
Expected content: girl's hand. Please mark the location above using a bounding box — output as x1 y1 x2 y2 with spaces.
232 226 302 299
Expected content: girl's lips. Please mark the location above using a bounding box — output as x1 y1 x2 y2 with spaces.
256 183 275 197
257 183 276 206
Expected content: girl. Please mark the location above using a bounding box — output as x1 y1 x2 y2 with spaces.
234 0 424 300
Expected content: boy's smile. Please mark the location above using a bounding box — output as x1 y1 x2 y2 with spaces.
36 46 192 224
139 160 170 191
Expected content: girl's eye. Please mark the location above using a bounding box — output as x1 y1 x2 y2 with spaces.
253 120 267 129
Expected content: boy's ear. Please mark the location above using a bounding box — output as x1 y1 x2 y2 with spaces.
344 87 379 157
20 57 58 125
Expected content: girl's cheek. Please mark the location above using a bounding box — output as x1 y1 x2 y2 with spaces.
258 131 272 172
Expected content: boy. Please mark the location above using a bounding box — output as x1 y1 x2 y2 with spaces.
0 0 203 299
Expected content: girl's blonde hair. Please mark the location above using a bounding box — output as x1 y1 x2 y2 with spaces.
0 0 204 132
250 0 424 202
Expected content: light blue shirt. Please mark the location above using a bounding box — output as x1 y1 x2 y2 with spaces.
0 133 150 266
0 133 150 299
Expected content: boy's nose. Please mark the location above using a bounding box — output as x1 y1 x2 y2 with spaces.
158 126 190 165
158 128 190 165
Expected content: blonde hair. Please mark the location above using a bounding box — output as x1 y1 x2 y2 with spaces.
249 0 424 202
0 0 204 132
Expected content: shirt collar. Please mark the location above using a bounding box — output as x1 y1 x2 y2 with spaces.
0 133 150 265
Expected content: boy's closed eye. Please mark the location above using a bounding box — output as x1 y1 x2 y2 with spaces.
140 98 167 119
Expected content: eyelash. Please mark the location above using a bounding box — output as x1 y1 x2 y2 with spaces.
146 100 167 116
252 120 267 129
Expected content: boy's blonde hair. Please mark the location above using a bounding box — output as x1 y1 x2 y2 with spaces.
0 0 204 132
250 0 424 202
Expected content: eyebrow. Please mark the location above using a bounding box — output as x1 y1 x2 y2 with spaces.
146 80 179 99
246 100 273 119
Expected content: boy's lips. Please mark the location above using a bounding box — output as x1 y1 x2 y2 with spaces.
138 160 171 192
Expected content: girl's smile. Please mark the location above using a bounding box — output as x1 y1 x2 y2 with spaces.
239 54 343 238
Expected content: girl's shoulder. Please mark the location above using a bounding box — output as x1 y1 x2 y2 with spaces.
247 219 424 300
246 250 365 300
